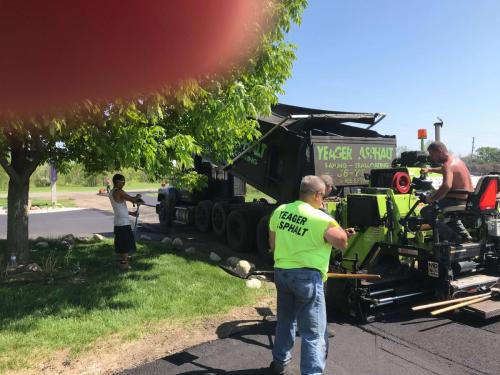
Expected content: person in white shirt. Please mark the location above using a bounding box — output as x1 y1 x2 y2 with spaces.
109 174 143 270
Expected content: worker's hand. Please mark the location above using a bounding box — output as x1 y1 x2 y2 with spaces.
420 167 429 175
345 227 356 237
419 193 433 204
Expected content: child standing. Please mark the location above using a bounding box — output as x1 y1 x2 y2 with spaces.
109 173 143 270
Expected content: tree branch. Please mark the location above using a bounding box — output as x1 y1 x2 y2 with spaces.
25 152 42 178
0 155 20 184
24 127 45 178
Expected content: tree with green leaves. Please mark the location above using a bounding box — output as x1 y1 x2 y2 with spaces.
475 147 500 164
0 0 308 263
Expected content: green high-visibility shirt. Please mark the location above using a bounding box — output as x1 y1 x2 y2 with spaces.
269 200 340 281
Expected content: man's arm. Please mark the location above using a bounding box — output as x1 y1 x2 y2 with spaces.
324 224 349 250
269 230 276 252
421 166 444 175
429 164 452 203
113 189 141 204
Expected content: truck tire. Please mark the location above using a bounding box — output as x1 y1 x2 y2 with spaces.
226 209 260 253
158 201 171 230
195 200 213 232
212 202 230 237
256 214 273 265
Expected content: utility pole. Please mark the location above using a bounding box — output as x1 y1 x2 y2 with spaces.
471 137 475 161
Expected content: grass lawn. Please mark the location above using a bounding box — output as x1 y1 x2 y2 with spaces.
0 239 270 372
0 198 76 208
245 184 276 203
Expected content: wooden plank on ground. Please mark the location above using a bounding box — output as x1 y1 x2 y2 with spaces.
463 300 500 319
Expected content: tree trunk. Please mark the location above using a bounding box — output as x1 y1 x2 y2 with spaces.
7 176 30 263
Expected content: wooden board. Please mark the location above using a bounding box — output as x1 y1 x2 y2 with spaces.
463 299 500 319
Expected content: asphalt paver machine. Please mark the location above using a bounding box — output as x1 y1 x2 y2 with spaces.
327 152 500 322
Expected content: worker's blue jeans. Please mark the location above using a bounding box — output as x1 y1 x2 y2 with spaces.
420 198 472 242
272 268 328 375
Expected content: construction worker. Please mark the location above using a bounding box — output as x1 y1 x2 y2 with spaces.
420 141 474 243
109 174 143 270
319 174 335 198
319 174 336 213
268 175 355 375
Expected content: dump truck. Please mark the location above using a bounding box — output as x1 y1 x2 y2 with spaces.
156 103 396 261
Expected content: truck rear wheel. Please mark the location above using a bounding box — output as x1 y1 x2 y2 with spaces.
212 202 230 237
158 201 171 230
226 209 260 253
256 214 273 265
195 200 213 232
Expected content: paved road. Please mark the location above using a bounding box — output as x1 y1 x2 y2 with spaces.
120 312 500 375
0 191 158 239
0 208 114 238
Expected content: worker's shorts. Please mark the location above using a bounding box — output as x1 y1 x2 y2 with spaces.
114 225 136 254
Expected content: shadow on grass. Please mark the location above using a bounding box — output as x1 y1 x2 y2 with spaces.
0 238 166 328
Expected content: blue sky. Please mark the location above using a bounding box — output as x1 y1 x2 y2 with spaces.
279 0 500 156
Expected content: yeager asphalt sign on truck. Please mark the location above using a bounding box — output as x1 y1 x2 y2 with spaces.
313 137 396 186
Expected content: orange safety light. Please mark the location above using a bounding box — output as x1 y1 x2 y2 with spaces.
417 129 427 139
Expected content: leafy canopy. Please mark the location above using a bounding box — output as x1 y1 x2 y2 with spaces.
0 0 308 191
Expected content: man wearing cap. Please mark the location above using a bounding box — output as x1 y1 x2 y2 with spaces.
268 175 355 375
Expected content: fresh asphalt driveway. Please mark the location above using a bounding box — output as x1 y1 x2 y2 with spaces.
119 312 500 375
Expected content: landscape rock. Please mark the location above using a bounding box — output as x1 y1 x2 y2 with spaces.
235 260 252 277
209 252 221 262
27 263 42 272
140 234 152 241
161 236 173 245
61 234 76 245
59 240 72 251
76 235 91 242
172 237 183 249
36 241 49 249
245 278 262 289
92 233 105 241
252 275 267 281
226 256 240 268
185 247 196 255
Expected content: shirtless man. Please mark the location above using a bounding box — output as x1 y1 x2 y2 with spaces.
420 141 473 243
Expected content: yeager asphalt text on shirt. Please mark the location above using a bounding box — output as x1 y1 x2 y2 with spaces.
276 210 309 236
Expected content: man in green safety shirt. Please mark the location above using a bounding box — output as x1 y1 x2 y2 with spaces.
268 175 355 375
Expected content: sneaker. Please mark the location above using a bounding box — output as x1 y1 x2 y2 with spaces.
328 326 336 337
269 361 288 375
